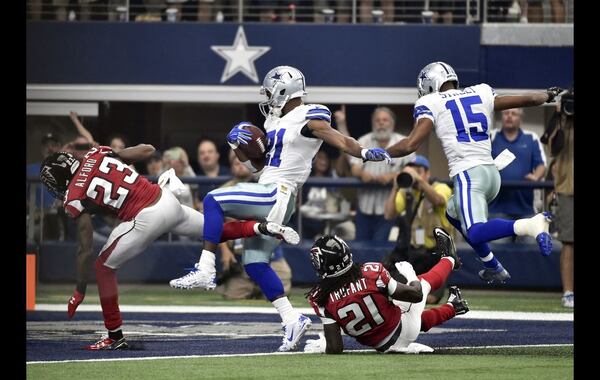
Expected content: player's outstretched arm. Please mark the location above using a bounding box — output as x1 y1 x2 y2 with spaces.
116 144 156 164
308 119 364 158
323 323 344 354
386 118 434 158
308 119 390 162
494 87 563 111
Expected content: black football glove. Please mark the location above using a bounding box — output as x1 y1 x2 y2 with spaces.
545 87 563 103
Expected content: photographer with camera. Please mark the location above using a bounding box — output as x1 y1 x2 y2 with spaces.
382 155 453 303
541 86 574 308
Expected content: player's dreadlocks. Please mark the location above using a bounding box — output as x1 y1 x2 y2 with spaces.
305 263 363 307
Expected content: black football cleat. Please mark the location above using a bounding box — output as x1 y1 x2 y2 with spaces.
447 286 469 316
433 227 461 270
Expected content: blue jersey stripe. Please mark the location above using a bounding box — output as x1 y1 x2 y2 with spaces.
218 199 277 206
213 188 278 198
307 108 331 115
306 115 331 122
413 105 433 119
464 171 474 227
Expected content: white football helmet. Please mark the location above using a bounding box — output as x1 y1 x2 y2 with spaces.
417 61 459 98
259 66 307 117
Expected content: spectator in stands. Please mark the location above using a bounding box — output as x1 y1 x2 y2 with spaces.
216 155 292 299
359 0 395 23
69 111 97 145
349 107 414 241
108 133 128 153
541 89 573 308
193 138 231 207
313 1 351 23
145 151 164 176
27 133 64 241
163 146 196 209
332 105 354 177
489 108 546 222
383 155 453 304
300 149 355 240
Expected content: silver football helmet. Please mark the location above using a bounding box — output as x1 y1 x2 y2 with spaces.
259 66 307 117
417 62 459 98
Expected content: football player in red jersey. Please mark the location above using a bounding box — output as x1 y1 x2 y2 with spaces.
39 144 300 350
305 228 469 354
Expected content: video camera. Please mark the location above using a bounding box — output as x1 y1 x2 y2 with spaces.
560 87 574 117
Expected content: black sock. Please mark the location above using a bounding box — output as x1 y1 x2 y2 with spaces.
108 329 123 340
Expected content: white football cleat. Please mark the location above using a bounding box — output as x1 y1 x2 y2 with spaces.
169 263 216 290
259 221 300 245
278 314 312 352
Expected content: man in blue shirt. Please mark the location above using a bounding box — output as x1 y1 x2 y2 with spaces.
490 108 547 220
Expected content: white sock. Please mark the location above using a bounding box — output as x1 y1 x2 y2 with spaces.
253 222 261 235
198 250 216 271
272 296 300 325
513 214 545 237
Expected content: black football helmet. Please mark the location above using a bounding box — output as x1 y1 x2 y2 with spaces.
310 235 354 279
39 151 80 200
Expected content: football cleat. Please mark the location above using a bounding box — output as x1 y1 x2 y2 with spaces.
258 221 300 245
85 336 129 351
278 314 312 352
478 266 511 284
169 263 216 290
446 286 469 315
67 290 85 320
433 227 461 270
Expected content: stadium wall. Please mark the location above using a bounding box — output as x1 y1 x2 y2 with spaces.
27 23 573 98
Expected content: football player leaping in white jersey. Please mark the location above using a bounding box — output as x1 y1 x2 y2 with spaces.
385 61 563 284
169 65 391 351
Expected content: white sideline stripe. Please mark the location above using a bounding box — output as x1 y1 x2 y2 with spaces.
33 304 573 321
26 344 573 365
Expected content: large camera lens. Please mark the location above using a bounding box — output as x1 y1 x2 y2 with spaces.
561 89 574 116
396 172 414 188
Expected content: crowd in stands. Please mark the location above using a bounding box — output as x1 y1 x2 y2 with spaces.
27 0 573 24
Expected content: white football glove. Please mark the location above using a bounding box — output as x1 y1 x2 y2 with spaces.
303 333 326 353
395 261 418 283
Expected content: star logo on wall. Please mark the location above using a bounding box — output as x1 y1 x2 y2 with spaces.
211 26 271 83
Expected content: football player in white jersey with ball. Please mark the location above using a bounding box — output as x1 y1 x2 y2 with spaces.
170 65 391 351
386 61 563 283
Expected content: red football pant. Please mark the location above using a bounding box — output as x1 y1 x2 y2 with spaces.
417 257 453 291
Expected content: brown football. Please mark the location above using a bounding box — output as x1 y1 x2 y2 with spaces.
238 124 268 160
